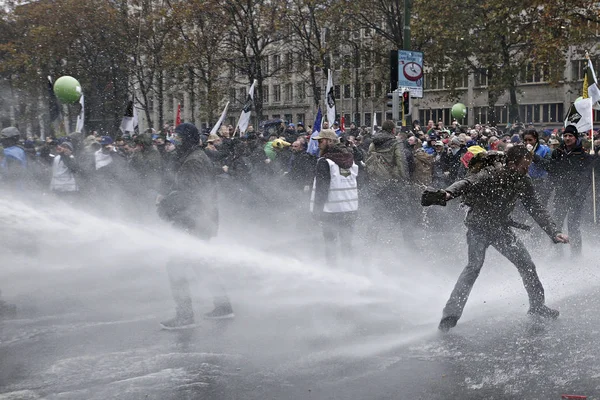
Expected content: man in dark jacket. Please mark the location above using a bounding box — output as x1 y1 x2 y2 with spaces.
425 145 569 332
363 120 411 249
157 122 233 329
310 129 358 266
548 125 594 256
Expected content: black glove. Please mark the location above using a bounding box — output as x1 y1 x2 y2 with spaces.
421 187 447 207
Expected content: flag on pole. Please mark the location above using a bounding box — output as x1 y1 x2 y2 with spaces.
372 112 378 134
75 94 84 133
120 100 139 133
47 76 62 139
210 101 230 135
583 58 600 110
175 103 181 126
340 116 346 132
564 98 593 133
325 69 336 125
307 107 323 156
236 79 257 136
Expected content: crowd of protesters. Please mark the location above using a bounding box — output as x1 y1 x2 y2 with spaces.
1 118 599 256
1 116 600 325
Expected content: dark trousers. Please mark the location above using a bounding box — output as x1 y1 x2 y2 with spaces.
321 212 357 266
442 226 546 320
553 191 585 255
167 256 231 320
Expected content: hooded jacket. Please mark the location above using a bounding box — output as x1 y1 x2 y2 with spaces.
157 142 219 240
367 131 408 182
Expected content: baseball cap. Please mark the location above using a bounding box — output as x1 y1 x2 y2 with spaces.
99 136 113 145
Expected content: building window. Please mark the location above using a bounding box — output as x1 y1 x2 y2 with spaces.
425 72 445 90
540 103 564 122
285 53 293 73
273 54 281 72
296 113 305 125
364 83 372 98
296 82 306 102
375 112 383 126
229 88 236 103
263 86 270 103
272 114 280 119
494 106 509 124
284 114 293 123
273 84 281 103
314 86 321 101
285 83 293 102
354 84 361 98
344 84 351 99
474 69 488 87
344 114 351 126
374 82 382 98
520 63 547 83
334 85 340 100
364 112 371 127
354 113 361 126
238 88 246 103
261 58 269 75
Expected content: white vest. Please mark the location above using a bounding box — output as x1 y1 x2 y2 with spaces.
50 155 78 192
310 158 359 213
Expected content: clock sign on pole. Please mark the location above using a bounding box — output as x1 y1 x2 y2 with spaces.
398 50 423 98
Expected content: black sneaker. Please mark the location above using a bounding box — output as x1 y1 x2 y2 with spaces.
438 316 458 332
160 316 197 330
204 306 235 320
528 305 559 319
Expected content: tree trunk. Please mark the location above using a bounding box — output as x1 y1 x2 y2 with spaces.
188 67 195 124
157 69 164 128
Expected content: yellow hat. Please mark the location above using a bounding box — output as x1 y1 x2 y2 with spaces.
272 138 291 149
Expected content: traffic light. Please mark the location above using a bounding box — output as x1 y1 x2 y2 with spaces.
386 90 399 122
401 90 411 125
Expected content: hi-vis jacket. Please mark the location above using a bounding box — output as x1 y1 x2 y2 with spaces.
310 158 358 213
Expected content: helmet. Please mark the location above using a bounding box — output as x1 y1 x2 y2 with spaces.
1 127 21 139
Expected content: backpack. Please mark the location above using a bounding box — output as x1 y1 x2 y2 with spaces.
413 149 433 185
366 143 396 183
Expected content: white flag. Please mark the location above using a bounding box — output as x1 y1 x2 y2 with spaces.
75 94 84 133
210 101 230 135
372 112 377 133
119 101 139 133
236 80 257 135
587 58 600 110
565 97 593 133
325 69 336 125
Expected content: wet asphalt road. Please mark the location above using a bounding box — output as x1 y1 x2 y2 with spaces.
1 285 599 400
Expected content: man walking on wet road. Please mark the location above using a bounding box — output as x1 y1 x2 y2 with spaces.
423 145 569 332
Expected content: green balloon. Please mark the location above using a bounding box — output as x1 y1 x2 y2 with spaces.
451 103 467 119
53 76 82 104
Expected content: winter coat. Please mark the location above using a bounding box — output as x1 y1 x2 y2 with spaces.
548 140 594 200
446 165 559 237
157 146 219 240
